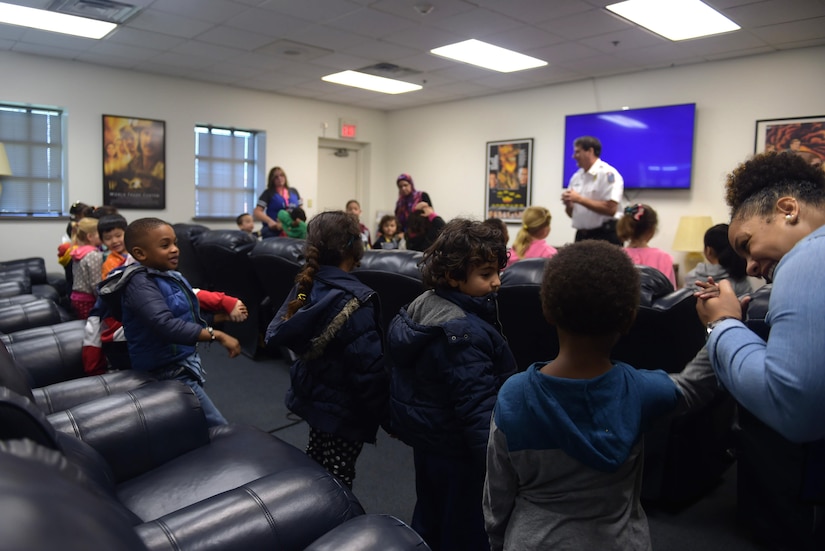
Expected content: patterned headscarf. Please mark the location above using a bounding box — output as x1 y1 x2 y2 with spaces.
394 173 423 232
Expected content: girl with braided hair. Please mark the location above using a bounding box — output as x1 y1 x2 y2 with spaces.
264 211 388 489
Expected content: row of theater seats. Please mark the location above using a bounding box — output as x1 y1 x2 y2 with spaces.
0 257 430 550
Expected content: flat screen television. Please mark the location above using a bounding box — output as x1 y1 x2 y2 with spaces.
562 103 696 190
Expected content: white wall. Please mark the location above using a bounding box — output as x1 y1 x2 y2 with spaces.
2 46 824 277
0 50 388 271
384 46 825 272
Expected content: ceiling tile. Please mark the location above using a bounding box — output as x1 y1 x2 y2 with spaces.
148 0 246 24
126 8 216 39
537 8 633 40
195 25 274 51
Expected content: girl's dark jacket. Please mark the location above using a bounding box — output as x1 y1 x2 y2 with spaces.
387 287 517 465
265 265 388 443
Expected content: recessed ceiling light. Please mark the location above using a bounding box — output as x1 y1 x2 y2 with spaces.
0 1 117 39
606 0 740 41
430 39 547 73
321 71 422 94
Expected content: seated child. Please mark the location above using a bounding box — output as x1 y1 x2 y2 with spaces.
387 218 516 551
404 202 445 252
483 240 686 550
506 206 557 267
98 217 241 427
618 203 676 288
70 217 104 319
236 212 260 238
684 223 752 296
346 199 372 249
99 214 130 279
277 207 308 239
374 214 405 250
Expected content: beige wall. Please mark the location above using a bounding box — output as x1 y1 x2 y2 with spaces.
1 45 824 276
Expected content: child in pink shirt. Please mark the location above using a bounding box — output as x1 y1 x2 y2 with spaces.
617 204 676 288
507 206 557 268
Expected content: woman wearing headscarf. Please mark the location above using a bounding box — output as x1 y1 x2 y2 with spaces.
394 173 431 235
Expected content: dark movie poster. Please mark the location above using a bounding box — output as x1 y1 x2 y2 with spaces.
485 138 533 221
755 115 825 170
103 114 166 209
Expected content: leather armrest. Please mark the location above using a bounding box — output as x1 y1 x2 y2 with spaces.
47 380 211 482
135 466 364 551
33 370 156 414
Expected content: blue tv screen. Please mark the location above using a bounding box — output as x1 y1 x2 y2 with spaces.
563 103 696 190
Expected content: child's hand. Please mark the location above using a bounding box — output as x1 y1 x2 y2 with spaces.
217 331 241 358
229 300 248 322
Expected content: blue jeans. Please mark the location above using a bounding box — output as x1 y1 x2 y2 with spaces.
153 353 228 428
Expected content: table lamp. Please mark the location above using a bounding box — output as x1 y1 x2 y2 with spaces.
673 215 714 274
0 143 12 198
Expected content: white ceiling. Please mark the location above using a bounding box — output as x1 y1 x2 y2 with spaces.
2 0 825 111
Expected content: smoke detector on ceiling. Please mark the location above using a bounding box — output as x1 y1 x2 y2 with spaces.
48 0 141 24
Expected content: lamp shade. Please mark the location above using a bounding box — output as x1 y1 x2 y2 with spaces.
672 215 713 252
0 143 11 176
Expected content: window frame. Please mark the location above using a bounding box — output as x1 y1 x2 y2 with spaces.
193 124 265 221
0 102 67 218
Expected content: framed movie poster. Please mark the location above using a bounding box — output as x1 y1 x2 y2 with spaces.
103 114 166 209
485 138 533 221
754 115 825 169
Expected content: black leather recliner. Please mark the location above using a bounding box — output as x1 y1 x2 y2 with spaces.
0 329 154 414
0 256 67 303
194 230 264 357
172 223 211 290
0 383 365 550
248 236 306 326
1 319 87 387
0 298 71 335
352 249 424 336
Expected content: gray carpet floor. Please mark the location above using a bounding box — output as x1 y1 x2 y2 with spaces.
200 343 760 550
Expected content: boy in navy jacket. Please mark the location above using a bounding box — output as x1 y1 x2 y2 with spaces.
99 217 240 426
387 218 516 551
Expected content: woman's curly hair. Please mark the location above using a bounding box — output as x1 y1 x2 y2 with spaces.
420 218 507 290
541 240 639 336
726 151 825 220
282 211 364 319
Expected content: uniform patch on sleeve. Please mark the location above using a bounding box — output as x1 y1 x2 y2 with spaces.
607 172 615 183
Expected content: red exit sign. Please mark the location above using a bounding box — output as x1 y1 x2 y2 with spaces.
339 119 357 139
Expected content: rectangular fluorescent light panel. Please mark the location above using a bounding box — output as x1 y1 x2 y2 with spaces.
430 39 547 73
322 70 422 94
606 0 740 41
0 1 117 39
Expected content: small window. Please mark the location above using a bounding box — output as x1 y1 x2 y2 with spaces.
0 103 65 217
194 125 266 218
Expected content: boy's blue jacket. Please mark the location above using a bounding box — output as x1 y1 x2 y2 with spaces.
98 264 204 375
265 266 388 443
387 287 517 463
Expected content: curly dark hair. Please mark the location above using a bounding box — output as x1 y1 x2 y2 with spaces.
124 217 170 254
420 218 507 290
482 217 509 246
725 151 825 220
541 240 639 336
282 211 364 319
704 223 746 280
616 203 658 243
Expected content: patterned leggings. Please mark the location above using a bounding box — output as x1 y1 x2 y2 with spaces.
305 427 364 489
